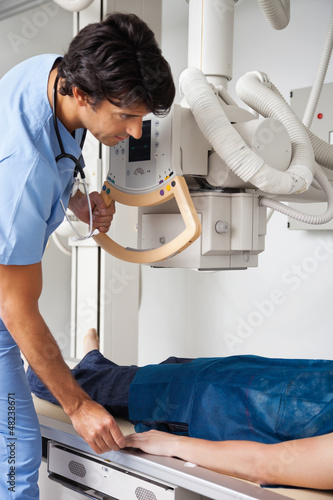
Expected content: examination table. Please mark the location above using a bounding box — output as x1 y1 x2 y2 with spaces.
33 395 333 500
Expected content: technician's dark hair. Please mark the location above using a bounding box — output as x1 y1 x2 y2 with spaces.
57 12 175 116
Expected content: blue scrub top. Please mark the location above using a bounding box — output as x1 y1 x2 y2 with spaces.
0 54 85 265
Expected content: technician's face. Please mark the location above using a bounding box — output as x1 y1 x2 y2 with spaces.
83 99 149 147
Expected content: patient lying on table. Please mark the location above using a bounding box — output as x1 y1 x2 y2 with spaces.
27 329 333 490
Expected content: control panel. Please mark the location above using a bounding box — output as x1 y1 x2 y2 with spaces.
108 112 174 194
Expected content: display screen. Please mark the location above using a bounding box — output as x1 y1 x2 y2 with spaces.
128 120 151 162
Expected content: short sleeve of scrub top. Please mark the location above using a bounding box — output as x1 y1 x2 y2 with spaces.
0 54 85 265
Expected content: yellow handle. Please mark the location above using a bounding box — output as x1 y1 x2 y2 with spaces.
93 176 201 264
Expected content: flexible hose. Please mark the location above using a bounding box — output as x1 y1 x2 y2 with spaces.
302 8 333 128
238 75 333 224
307 129 333 170
236 71 315 193
180 68 264 182
260 166 333 224
257 0 290 30
180 67 314 195
180 67 333 224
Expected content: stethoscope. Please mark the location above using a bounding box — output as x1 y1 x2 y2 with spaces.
52 75 96 240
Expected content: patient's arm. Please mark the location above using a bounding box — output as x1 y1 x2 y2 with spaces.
125 430 333 489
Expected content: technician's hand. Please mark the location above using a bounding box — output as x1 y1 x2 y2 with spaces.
90 191 116 233
70 399 125 454
68 190 116 233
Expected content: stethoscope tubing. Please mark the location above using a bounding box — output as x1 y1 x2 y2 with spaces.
53 75 96 240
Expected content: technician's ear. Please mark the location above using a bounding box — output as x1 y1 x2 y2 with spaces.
73 87 89 107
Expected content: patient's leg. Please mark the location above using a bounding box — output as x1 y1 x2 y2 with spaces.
28 329 193 419
27 329 139 419
83 328 99 354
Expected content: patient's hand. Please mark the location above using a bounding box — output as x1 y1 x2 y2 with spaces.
125 430 181 457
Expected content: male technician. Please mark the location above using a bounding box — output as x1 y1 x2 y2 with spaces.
0 12 175 499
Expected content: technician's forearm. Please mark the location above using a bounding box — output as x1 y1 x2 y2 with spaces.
0 263 125 453
0 263 88 416
5 309 91 417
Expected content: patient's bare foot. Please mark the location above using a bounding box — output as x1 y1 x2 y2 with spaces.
83 328 100 355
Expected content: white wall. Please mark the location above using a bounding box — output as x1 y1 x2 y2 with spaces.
0 2 73 76
138 0 333 364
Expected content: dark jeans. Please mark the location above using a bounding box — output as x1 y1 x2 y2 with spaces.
27 351 192 420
